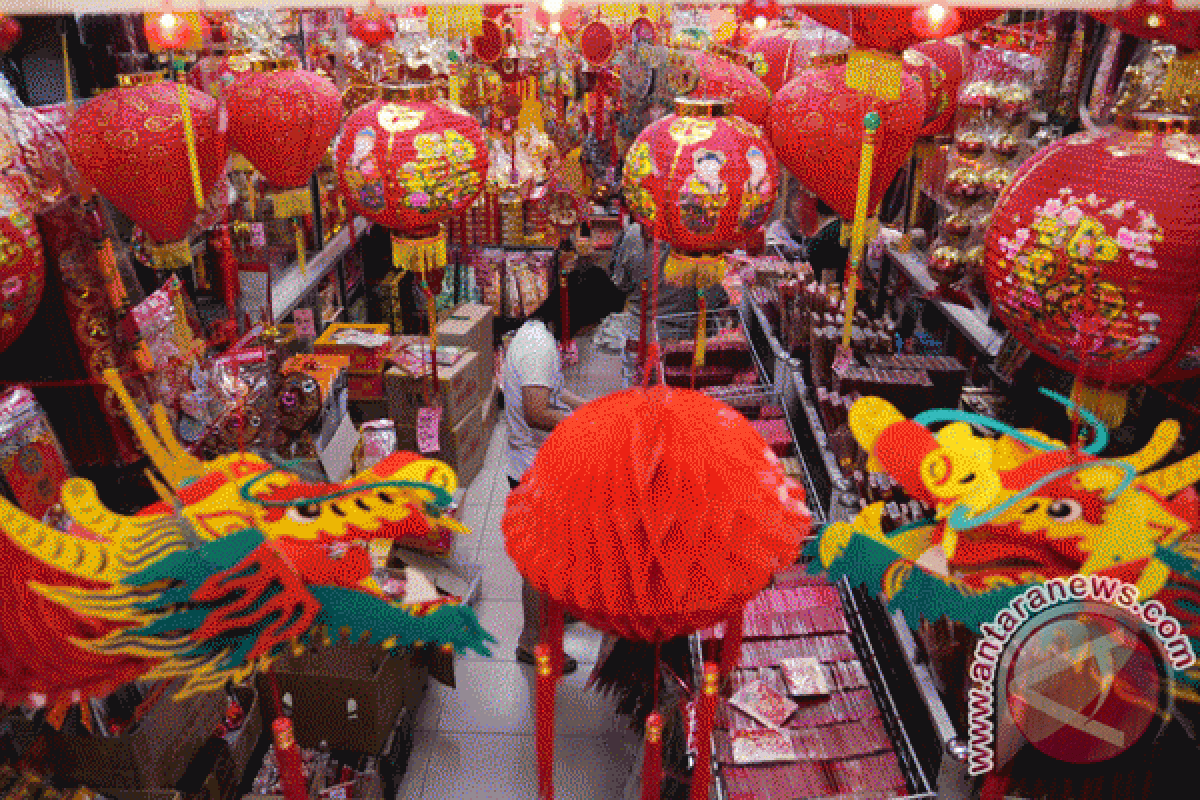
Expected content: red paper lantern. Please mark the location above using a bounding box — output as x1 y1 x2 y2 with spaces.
347 5 396 48
902 48 948 134
0 204 44 355
984 115 1200 394
739 0 780 26
0 16 22 54
687 51 772 125
746 25 848 94
336 82 488 272
1093 5 1200 51
66 73 226 248
767 59 923 221
144 12 193 51
622 97 780 284
504 386 809 643
801 5 998 53
226 58 342 190
579 19 616 67
911 37 971 136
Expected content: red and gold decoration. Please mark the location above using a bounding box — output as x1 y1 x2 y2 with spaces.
745 25 832 94
801 5 998 54
767 57 923 222
902 47 949 135
622 97 779 287
66 72 227 270
227 57 342 214
911 36 972 136
0 201 43 356
0 15 22 54
984 112 1200 423
504 385 809 800
336 82 488 285
144 12 207 52
668 49 772 125
1094 5 1200 52
347 2 397 48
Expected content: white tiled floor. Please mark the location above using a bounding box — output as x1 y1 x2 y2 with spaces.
398 332 638 798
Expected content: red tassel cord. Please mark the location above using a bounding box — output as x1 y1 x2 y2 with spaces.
559 268 570 356
271 718 308 800
535 643 559 800
688 663 719 800
718 609 744 682
638 278 649 372
642 711 664 800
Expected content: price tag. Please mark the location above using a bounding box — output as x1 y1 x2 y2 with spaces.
845 49 903 102
293 308 316 338
416 406 442 454
832 346 854 376
249 223 266 248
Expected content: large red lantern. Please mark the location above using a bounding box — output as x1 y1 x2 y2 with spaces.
801 5 998 53
902 48 948 134
984 114 1200 416
0 203 44 355
911 36 971 136
768 58 923 221
622 97 779 286
1092 7 1200 52
336 82 487 276
746 24 850 94
227 58 341 208
347 4 396 48
678 51 772 125
66 72 226 268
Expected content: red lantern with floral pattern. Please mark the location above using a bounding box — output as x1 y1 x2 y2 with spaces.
984 115 1200 410
1092 7 1200 52
622 97 779 286
0 203 44 355
801 5 998 53
336 82 488 274
66 72 226 266
227 58 341 197
767 58 923 221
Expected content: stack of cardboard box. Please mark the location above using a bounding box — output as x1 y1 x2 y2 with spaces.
314 323 393 405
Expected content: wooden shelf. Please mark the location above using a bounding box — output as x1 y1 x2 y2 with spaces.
272 217 370 323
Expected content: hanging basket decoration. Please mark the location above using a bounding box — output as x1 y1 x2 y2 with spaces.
66 72 227 269
767 57 923 221
226 57 342 215
336 82 488 281
983 113 1200 421
910 36 972 136
622 97 779 287
0 203 45 355
580 19 617 68
801 5 999 54
676 50 772 125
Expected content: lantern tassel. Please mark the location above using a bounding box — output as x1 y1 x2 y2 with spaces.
295 222 307 275
642 711 664 800
535 639 560 800
638 278 649 372
688 663 720 800
718 610 744 682
1070 378 1128 429
559 268 570 353
177 81 206 210
694 291 707 368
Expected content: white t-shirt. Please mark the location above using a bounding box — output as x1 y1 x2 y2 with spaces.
502 319 566 481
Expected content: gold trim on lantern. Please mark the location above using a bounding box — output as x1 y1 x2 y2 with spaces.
390 226 448 275
251 57 300 73
674 97 731 118
118 71 167 88
663 251 726 289
812 51 851 68
1116 112 1200 134
381 82 438 103
149 239 194 271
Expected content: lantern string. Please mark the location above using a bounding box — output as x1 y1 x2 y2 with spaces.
61 32 74 110
177 81 207 210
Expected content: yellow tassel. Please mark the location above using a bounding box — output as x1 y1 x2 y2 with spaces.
1070 379 1129 429
295 223 307 275
176 81 206 210
61 33 74 109
695 293 707 368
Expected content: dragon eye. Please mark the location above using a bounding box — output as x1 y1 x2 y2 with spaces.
288 503 323 522
1046 499 1083 522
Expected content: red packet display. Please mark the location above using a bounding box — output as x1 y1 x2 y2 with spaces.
730 730 798 765
779 657 830 697
729 679 798 730
0 387 73 520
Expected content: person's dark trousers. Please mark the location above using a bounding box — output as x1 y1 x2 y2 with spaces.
509 476 543 654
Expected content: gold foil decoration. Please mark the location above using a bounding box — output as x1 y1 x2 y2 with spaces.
149 239 193 271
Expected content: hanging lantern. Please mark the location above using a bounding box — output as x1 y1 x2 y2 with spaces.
0 16 22 54
667 50 772 125
622 98 779 287
983 113 1200 424
0 204 45 355
347 4 396 48
902 49 948 133
227 57 342 215
746 24 850 94
767 57 923 221
187 48 255 98
1093 6 1200 52
66 72 227 270
579 19 616 68
336 82 488 288
801 5 998 54
911 36 971 136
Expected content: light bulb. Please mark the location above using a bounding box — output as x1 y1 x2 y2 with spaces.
549 21 562 34
1146 11 1164 27
542 0 564 15
754 15 767 29
927 3 948 26
159 12 179 32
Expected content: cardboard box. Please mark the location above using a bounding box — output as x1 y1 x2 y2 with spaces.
395 404 486 488
347 370 385 401
314 324 392 372
45 679 227 790
384 351 482 428
436 304 494 386
266 644 427 755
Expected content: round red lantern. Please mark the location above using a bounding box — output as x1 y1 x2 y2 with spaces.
336 82 488 275
66 72 226 264
984 114 1200 404
911 37 971 136
347 5 396 48
0 16 22 54
768 58 924 221
746 25 850 94
622 97 780 285
227 58 342 194
0 203 44 355
902 48 948 134
678 51 772 125
1092 7 1200 52
801 5 998 53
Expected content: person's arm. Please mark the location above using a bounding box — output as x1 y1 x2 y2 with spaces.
522 385 570 431
559 388 586 410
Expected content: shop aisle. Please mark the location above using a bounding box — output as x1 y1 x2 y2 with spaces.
398 332 639 799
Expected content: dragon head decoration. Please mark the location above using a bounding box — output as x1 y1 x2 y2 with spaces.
0 371 494 723
809 389 1200 695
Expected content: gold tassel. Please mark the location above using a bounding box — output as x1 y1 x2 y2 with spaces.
176 81 206 209
295 222 307 275
61 33 74 109
1070 378 1129 430
695 291 707 368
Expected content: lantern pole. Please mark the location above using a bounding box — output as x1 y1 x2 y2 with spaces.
840 110 880 349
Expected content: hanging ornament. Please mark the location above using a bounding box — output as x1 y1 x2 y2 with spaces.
902 48 949 133
187 48 255 98
0 202 44 355
984 112 1200 425
910 36 972 136
335 82 488 293
622 97 780 287
580 19 617 68
0 16 22 54
474 17 505 64
226 57 342 216
767 56 923 221
66 72 227 270
347 3 396 48
670 50 772 125
1093 4 1200 52
144 12 202 52
801 5 998 54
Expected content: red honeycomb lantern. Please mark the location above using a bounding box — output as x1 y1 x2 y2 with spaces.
336 82 488 277
0 204 44 355
984 114 1200 415
66 72 226 262
622 97 779 286
767 58 923 221
227 58 342 197
801 5 998 53
911 37 972 136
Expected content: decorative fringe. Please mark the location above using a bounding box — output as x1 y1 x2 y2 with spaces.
425 282 439 393
687 663 719 800
391 228 448 275
176 82 206 210
535 643 559 800
587 637 693 732
1070 378 1128 429
663 251 724 289
718 611 744 681
271 718 308 800
694 293 707 368
642 711 664 800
